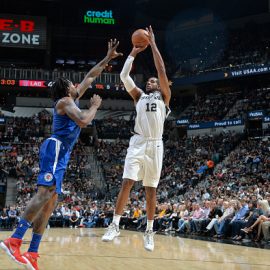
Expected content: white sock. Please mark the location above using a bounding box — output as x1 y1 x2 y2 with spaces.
146 220 154 231
112 214 121 226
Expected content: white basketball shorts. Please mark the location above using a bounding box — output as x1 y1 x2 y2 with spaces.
123 134 164 188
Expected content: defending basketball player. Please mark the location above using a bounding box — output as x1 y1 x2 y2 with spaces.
0 39 122 270
102 26 171 251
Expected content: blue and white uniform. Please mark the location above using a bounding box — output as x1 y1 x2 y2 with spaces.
37 100 81 194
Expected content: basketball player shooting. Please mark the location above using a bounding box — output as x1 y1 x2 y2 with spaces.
102 26 171 251
0 39 122 270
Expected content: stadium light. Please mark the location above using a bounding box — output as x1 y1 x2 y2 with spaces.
55 59 64 64
88 60 97 65
77 60 86 65
66 59 75 65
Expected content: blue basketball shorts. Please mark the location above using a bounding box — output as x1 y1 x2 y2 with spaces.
37 137 71 194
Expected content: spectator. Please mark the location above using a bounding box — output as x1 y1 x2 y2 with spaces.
69 207 80 228
0 208 9 228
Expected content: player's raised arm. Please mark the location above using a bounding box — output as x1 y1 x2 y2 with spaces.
145 26 171 106
120 46 146 102
76 39 123 99
58 94 102 128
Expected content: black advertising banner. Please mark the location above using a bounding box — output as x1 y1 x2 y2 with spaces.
0 14 47 49
173 64 270 86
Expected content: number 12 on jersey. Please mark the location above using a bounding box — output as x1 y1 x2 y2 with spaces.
146 103 157 112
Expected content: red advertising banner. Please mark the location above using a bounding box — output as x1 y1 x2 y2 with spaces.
19 80 46 88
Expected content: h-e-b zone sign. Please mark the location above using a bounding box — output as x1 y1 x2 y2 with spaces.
0 14 47 49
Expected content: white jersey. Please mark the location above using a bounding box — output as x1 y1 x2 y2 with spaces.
134 91 169 139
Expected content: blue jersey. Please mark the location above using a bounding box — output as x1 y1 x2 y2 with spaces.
51 100 81 150
37 99 81 194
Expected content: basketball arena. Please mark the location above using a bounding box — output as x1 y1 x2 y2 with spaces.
0 0 270 269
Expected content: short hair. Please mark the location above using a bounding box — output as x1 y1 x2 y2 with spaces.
51 77 71 101
250 201 257 209
147 76 159 85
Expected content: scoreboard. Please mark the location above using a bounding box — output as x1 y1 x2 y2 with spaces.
0 14 47 49
0 79 125 91
0 79 46 87
0 79 16 86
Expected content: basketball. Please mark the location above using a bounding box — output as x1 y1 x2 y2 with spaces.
131 29 149 47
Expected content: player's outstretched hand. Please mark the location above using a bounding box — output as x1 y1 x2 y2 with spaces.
107 39 123 59
90 94 102 109
145 25 155 46
130 46 148 57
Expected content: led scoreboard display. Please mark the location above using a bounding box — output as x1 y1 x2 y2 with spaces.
0 14 47 49
0 79 125 91
0 79 16 86
0 79 46 87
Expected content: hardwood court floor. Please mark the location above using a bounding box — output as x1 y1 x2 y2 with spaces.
1 228 269 270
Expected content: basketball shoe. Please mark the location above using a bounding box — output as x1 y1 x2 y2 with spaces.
0 238 27 265
143 230 155 251
102 223 120 241
22 251 40 270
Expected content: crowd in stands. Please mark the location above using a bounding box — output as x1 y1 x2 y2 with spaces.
1 112 270 244
179 86 270 123
0 206 20 229
94 126 243 202
219 26 268 69
228 88 270 119
172 22 270 77
181 93 239 122
1 21 268 81
0 20 269 81
0 114 101 229
95 118 135 139
46 135 269 244
0 112 51 144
